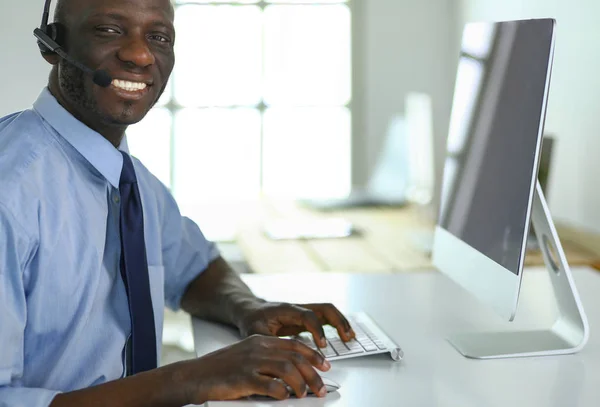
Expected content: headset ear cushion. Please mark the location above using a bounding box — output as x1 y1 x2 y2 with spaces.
48 23 66 45
38 22 66 55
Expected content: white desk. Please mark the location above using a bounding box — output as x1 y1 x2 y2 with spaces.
192 267 600 406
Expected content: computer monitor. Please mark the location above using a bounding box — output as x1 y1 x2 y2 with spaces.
432 18 588 359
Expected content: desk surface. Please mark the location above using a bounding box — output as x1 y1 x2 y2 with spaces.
193 267 600 407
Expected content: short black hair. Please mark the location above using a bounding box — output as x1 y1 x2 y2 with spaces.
53 0 176 25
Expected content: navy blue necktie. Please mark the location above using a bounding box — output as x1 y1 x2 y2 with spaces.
119 151 157 374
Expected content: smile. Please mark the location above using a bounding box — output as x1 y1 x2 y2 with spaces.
109 79 153 101
111 79 148 92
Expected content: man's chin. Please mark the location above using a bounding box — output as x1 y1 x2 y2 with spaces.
103 107 151 127
108 115 145 126
95 90 157 126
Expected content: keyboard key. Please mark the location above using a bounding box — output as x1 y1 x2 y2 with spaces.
329 338 347 347
362 342 378 352
321 345 337 358
345 340 364 351
356 337 378 352
329 339 349 353
356 325 376 338
297 316 394 359
333 346 364 356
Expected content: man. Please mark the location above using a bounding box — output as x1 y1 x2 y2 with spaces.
0 0 355 405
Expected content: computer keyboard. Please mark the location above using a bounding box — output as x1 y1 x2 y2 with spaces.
294 316 389 359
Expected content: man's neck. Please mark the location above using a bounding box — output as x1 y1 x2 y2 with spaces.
48 85 126 149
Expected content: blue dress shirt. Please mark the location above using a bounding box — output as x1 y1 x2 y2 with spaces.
0 88 220 406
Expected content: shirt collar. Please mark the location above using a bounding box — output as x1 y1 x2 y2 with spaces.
33 88 126 189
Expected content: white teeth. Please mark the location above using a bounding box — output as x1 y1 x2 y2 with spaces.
112 79 147 92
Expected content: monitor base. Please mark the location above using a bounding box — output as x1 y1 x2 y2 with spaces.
449 325 582 359
447 182 589 359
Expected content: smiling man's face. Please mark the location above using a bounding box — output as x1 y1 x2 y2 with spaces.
48 0 175 132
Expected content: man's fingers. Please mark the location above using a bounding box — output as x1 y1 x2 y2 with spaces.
318 305 355 342
297 308 327 348
245 320 272 337
258 351 327 398
250 375 290 400
265 337 330 371
275 326 307 337
257 357 307 398
287 351 327 397
301 303 355 342
268 305 328 347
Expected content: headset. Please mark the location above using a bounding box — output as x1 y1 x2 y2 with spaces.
33 0 112 87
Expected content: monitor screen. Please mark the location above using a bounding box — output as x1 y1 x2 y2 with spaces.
438 19 555 275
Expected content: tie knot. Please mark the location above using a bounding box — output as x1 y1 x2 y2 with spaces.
120 151 137 185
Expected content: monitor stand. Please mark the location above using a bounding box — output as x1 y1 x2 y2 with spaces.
448 181 589 359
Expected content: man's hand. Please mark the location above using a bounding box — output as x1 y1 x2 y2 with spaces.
52 335 332 407
181 259 355 347
180 335 331 403
237 302 356 347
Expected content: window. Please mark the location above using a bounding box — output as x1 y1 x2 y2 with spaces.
127 0 352 240
440 23 494 218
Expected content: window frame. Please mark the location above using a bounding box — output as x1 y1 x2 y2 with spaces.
154 0 355 196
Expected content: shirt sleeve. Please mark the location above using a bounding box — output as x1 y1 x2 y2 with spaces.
158 195 221 311
0 204 61 407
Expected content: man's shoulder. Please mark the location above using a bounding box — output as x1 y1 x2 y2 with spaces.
0 108 56 172
0 109 57 212
0 108 48 139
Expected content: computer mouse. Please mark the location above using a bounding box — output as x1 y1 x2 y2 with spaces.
292 377 341 396
247 377 341 400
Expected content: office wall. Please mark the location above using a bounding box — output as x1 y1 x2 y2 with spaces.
457 0 600 232
357 0 458 213
0 0 51 116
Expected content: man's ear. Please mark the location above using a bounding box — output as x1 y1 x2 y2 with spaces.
41 52 61 65
38 23 66 66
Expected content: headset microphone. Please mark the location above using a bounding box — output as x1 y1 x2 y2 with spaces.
33 0 113 88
